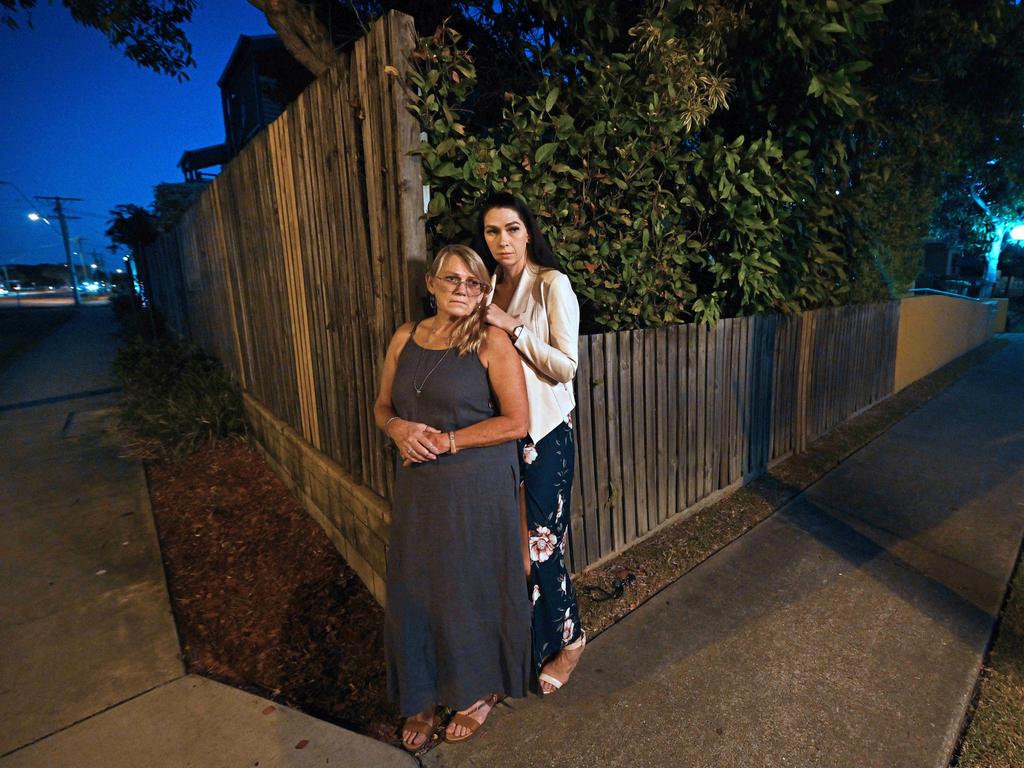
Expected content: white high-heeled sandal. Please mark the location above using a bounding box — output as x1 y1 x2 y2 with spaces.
538 632 586 694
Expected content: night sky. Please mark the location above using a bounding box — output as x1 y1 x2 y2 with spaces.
0 2 274 272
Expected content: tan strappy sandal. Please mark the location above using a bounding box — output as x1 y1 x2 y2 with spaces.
539 631 587 694
444 694 501 743
401 711 436 752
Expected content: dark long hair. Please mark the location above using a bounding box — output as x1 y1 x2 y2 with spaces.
470 192 559 276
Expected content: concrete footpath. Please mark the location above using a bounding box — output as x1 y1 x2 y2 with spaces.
3 306 1022 768
425 336 1024 768
0 305 414 768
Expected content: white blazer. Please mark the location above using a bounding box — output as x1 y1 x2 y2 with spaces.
491 263 580 443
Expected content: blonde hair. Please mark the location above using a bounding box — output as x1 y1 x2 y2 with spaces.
429 244 491 356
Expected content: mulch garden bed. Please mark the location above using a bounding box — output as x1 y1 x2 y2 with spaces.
146 440 400 744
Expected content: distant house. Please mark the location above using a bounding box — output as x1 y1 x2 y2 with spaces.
178 35 314 182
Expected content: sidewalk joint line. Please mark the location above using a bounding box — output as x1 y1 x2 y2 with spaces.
0 674 186 759
0 386 121 413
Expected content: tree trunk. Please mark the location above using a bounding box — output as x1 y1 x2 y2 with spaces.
246 0 340 77
970 184 1004 298
979 224 1005 298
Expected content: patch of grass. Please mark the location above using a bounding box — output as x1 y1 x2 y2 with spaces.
956 550 1024 768
113 332 245 459
0 306 76 374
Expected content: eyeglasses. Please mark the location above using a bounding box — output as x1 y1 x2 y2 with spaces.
436 275 489 296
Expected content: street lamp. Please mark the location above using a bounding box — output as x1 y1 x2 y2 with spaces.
2 181 81 305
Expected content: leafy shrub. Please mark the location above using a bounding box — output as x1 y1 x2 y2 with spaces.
407 0 894 330
113 334 245 460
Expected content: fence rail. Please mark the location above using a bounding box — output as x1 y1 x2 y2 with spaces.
566 302 900 572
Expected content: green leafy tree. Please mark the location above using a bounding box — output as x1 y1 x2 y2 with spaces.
106 203 158 297
410 4 736 328
863 0 1024 296
408 0 891 329
688 0 890 311
2 0 197 79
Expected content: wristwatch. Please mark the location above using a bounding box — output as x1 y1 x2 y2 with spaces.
511 324 524 342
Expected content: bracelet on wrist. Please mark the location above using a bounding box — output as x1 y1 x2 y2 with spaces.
384 415 400 435
448 430 458 454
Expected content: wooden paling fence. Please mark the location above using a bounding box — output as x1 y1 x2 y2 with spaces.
566 302 900 572
145 11 425 503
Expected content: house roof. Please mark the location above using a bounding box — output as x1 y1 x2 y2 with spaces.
217 34 286 88
178 143 232 172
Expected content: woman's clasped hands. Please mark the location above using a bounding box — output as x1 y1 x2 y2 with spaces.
386 418 449 465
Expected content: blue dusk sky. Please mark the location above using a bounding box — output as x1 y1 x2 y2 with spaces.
0 2 274 272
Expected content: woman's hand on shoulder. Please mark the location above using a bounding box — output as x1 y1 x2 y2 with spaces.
485 303 519 335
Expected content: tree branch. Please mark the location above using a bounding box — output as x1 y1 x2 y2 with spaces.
970 182 995 222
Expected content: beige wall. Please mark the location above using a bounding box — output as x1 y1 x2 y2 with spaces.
994 298 1009 333
894 295 997 391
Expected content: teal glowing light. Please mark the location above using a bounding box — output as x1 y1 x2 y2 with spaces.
1010 224 1024 241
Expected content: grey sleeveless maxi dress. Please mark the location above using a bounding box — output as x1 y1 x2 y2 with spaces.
385 334 532 717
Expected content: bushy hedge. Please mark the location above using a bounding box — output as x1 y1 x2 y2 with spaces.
407 0 896 330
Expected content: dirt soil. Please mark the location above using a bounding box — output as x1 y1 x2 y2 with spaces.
145 339 1008 750
146 441 400 744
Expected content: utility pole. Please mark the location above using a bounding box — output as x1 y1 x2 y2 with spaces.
73 237 91 287
35 195 82 306
89 249 104 283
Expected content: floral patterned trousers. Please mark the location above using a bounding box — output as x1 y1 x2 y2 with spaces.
520 416 582 678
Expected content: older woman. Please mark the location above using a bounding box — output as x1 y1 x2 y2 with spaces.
472 192 586 695
373 244 531 750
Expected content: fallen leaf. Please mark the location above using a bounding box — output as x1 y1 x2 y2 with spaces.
295 739 309 750
262 705 276 715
